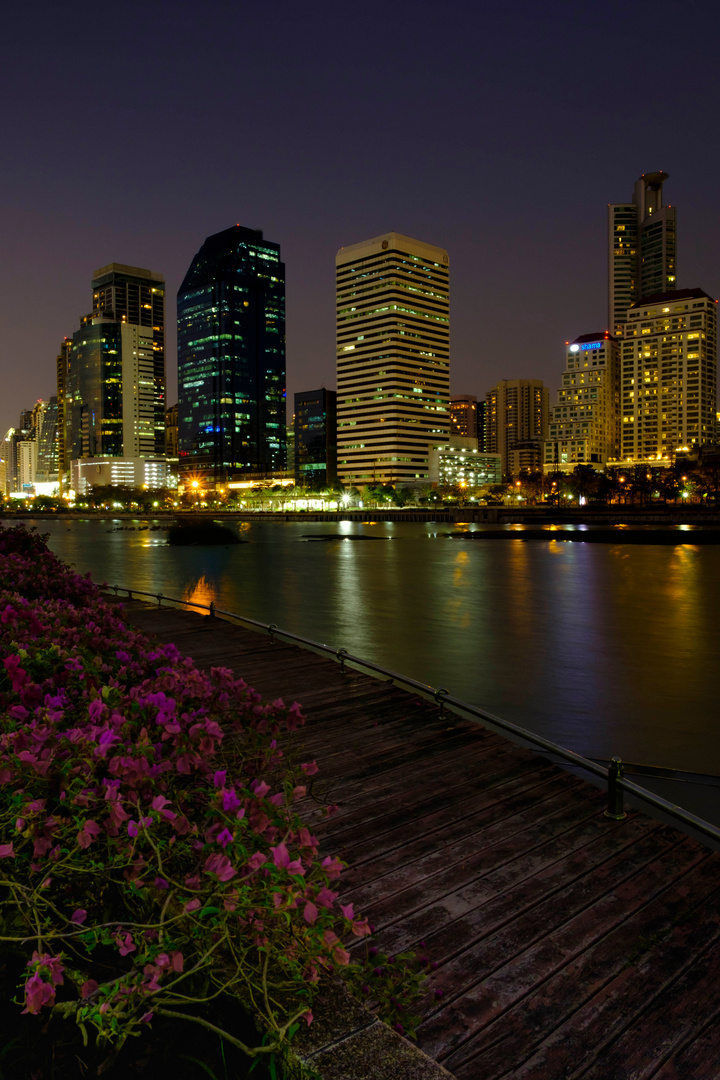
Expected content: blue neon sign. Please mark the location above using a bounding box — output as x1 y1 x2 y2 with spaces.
580 342 602 350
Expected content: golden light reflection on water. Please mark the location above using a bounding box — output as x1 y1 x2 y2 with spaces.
445 550 472 628
183 575 218 610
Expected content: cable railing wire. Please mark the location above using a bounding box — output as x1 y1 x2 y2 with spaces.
107 585 720 846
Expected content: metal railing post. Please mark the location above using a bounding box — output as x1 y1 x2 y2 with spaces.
605 756 627 820
337 647 349 670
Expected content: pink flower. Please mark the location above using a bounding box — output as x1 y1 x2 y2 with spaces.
340 902 355 920
184 898 201 913
23 973 55 1014
81 979 99 999
303 901 318 924
301 761 319 776
115 931 136 956
204 852 237 882
77 820 101 849
252 780 270 799
246 852 266 872
222 787 241 811
315 886 337 909
71 909 87 924
0 843 15 859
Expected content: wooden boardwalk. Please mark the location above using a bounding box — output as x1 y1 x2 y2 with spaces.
118 599 720 1080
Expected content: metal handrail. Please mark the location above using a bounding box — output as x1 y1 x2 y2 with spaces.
107 585 720 846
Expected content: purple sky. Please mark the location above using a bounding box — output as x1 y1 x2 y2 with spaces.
2 0 719 435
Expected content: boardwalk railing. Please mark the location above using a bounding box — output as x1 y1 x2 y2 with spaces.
108 584 720 847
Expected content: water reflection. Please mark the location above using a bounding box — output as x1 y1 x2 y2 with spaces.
32 518 720 782
183 574 218 610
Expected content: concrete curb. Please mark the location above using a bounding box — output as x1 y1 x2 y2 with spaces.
287 981 454 1080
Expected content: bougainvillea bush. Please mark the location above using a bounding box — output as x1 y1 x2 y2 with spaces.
0 524 419 1072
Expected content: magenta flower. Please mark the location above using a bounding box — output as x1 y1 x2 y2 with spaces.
213 769 227 788
303 901 318 924
217 828 234 848
222 787 241 811
204 852 237 882
77 820 102 849
0 843 15 859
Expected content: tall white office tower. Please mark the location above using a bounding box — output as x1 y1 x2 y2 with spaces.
336 232 450 486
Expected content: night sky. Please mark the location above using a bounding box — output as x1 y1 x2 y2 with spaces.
2 0 719 436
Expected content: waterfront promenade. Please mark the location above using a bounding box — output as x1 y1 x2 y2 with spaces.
117 599 720 1079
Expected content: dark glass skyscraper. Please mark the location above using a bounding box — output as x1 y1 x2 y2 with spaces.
294 389 337 486
177 225 286 483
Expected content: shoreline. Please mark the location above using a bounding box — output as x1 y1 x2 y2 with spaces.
6 505 720 529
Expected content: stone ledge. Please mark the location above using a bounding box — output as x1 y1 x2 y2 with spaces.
288 981 453 1080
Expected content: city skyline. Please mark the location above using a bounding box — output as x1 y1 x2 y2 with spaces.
1 1 719 436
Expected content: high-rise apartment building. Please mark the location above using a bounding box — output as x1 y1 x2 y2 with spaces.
450 395 482 444
177 225 286 484
609 172 677 336
486 379 548 475
56 337 72 484
294 389 337 486
62 264 166 464
544 333 620 471
619 289 717 464
336 232 450 485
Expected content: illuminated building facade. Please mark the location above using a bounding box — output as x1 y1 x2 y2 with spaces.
62 265 166 466
177 225 286 484
336 232 450 485
91 264 166 456
73 457 171 495
450 394 486 448
486 379 548 475
294 389 337 486
609 172 677 337
32 398 59 482
429 443 501 487
544 333 620 471
618 289 717 464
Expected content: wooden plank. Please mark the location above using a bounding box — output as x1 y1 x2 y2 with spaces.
344 785 603 922
434 847 719 1076
369 816 663 959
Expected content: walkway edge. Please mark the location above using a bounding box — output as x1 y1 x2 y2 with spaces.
287 980 455 1079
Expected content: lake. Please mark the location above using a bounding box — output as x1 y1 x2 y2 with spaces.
20 517 720 821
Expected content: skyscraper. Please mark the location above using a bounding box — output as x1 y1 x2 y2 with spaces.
294 389 337 486
91 263 166 456
619 289 717 463
177 225 286 484
486 379 548 475
336 232 450 486
544 333 620 471
62 264 166 463
608 172 677 336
